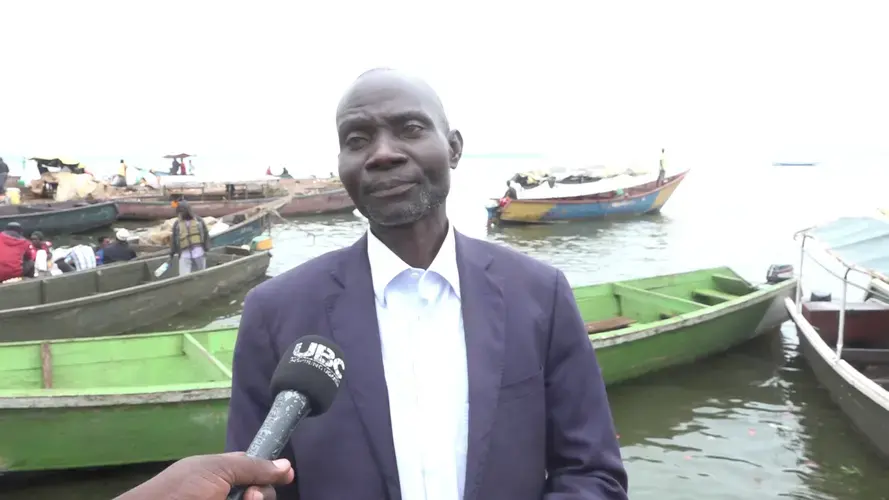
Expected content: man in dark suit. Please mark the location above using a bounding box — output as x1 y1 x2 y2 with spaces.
226 68 629 500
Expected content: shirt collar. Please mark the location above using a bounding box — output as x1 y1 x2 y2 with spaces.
366 222 461 302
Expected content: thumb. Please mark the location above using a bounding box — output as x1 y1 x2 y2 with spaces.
214 453 294 487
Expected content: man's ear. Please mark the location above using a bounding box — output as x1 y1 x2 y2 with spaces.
447 129 463 169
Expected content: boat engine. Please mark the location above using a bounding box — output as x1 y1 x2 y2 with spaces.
766 264 794 284
810 291 832 302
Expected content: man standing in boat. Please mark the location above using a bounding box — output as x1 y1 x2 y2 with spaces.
657 148 666 186
170 200 210 276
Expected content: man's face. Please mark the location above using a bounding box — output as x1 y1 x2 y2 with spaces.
30 235 40 245
336 73 462 227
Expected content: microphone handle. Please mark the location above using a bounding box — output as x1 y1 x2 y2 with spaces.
226 391 312 500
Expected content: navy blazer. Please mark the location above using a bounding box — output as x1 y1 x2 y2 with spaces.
226 231 628 499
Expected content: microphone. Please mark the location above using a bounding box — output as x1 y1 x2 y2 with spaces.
226 335 347 500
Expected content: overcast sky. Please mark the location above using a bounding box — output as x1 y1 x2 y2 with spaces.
2 1 887 172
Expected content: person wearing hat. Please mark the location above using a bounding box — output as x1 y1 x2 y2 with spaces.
102 228 138 265
0 222 34 282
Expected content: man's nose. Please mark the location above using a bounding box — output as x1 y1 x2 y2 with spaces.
365 134 408 170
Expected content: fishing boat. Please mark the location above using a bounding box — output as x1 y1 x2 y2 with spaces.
772 162 819 167
127 196 287 257
583 264 795 384
115 188 353 220
0 201 119 236
486 171 688 225
0 246 271 343
784 215 889 461
0 265 795 472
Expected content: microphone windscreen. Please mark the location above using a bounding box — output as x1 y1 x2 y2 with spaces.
270 335 346 416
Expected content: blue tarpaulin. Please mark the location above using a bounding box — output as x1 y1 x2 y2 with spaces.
804 216 889 279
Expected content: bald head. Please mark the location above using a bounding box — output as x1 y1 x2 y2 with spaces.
336 69 450 132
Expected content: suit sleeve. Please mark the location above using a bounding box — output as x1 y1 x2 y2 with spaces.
226 288 300 497
543 270 629 499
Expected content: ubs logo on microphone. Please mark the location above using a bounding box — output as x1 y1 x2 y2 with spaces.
291 341 345 386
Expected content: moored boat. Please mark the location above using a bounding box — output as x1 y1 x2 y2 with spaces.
784 215 889 461
0 246 271 343
127 196 287 257
0 264 796 472
115 188 353 220
583 264 796 384
0 201 119 236
487 171 688 225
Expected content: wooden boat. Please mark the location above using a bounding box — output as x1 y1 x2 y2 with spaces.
0 201 118 236
784 215 889 461
486 171 688 225
115 188 353 220
0 246 271 343
127 196 287 258
582 264 796 384
0 265 796 472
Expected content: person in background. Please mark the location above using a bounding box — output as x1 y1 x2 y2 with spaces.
102 229 138 264
0 222 34 282
171 158 181 175
188 159 195 175
170 201 210 276
180 160 187 175
113 453 294 500
111 159 128 187
0 156 9 195
503 180 518 200
64 243 98 272
95 236 111 265
657 148 666 186
28 231 53 270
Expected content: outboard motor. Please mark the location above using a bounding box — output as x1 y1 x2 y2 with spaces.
810 291 832 302
766 264 794 284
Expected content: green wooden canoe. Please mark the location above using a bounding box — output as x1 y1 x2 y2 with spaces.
0 265 796 472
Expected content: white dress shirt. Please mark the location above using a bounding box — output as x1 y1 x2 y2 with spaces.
366 223 469 500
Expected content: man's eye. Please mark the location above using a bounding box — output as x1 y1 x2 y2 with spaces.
403 124 424 137
345 135 369 149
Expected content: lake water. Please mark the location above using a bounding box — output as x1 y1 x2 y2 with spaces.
3 159 889 499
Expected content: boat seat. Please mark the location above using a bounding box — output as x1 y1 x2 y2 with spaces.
586 316 635 334
692 288 737 304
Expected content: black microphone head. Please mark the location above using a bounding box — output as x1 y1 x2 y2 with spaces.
270 335 346 416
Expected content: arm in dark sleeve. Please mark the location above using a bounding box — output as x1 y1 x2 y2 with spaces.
543 270 629 499
170 222 180 256
226 288 299 497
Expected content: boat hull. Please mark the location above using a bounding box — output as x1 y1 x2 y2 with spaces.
0 267 796 473
0 201 119 236
785 298 889 460
488 172 687 225
594 277 796 385
115 189 354 220
0 250 271 342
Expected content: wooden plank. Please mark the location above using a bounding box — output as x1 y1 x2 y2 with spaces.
841 348 889 365
182 333 233 379
613 283 706 313
586 316 635 334
712 274 753 295
692 288 737 303
40 343 53 389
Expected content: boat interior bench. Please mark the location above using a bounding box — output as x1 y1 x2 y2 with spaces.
586 316 636 334
802 300 889 347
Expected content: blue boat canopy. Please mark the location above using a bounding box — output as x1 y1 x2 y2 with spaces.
802 216 889 278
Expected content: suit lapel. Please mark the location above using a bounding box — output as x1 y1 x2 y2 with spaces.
456 233 506 500
327 236 401 500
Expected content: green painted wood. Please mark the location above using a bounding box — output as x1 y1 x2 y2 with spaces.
0 266 798 473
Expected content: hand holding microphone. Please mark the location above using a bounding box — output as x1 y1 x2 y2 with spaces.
227 335 348 500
